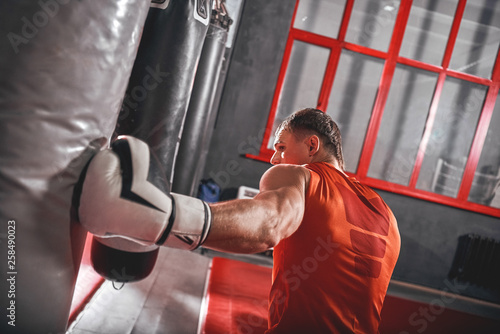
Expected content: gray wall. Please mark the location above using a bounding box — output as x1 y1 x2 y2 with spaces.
202 1 293 196
202 0 500 304
379 190 500 303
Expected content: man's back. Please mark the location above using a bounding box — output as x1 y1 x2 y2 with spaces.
267 162 400 333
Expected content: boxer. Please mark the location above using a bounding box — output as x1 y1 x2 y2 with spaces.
78 108 400 333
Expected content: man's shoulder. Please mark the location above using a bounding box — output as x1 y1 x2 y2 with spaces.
266 164 311 177
260 164 311 191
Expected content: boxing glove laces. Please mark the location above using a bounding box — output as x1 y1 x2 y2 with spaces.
78 136 212 251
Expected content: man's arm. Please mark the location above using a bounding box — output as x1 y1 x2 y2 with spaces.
202 164 310 254
79 136 309 254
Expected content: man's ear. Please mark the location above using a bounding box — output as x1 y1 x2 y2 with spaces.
308 135 320 156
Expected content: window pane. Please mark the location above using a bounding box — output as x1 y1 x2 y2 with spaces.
400 0 458 65
469 95 500 208
326 50 385 173
416 78 487 197
368 65 438 185
449 0 500 78
345 0 398 52
293 0 346 39
267 41 330 149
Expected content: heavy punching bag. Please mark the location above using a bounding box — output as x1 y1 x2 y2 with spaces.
90 0 213 284
173 3 232 197
0 1 150 333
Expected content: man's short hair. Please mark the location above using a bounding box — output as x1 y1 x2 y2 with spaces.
277 108 345 170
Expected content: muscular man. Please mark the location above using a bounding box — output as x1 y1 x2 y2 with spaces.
79 108 400 333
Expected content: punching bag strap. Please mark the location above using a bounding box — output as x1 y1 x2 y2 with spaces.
212 0 233 30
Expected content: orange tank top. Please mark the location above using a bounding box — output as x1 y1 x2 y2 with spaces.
267 162 400 333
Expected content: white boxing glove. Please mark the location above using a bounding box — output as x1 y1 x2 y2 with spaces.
78 135 212 251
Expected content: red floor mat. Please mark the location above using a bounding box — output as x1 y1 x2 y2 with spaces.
202 257 272 334
201 257 500 334
68 233 104 326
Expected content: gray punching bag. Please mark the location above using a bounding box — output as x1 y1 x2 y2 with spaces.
172 6 231 196
0 1 149 334
90 0 213 283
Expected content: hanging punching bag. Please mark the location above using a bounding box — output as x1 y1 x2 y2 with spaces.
172 5 232 197
0 1 149 333
90 0 213 284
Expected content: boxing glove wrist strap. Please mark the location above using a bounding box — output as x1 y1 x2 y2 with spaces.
156 193 212 251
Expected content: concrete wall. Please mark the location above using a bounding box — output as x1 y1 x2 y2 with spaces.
379 190 500 303
202 0 500 304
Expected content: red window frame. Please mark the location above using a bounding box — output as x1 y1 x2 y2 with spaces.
246 0 500 218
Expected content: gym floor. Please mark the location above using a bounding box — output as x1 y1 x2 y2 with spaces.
66 247 500 334
66 246 273 334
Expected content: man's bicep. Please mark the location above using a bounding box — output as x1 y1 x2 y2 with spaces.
255 165 309 238
203 165 309 252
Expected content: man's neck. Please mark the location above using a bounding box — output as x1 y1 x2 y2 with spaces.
310 151 336 166
309 155 347 176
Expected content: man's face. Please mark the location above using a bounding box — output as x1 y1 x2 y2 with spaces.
270 128 310 165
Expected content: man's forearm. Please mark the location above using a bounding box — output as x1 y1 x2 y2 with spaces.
203 198 281 254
